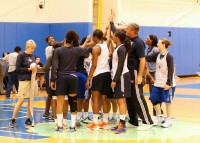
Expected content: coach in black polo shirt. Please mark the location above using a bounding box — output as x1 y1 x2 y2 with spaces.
126 23 153 131
110 20 154 131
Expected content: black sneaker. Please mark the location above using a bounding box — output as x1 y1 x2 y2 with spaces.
42 113 49 119
9 118 16 128
55 126 63 132
25 118 32 127
48 116 55 122
70 127 76 133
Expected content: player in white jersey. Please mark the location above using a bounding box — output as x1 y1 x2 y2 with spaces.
86 29 111 130
109 30 131 134
146 38 176 128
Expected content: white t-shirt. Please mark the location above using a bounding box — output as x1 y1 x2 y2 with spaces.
93 42 110 77
154 52 176 87
111 44 129 80
3 52 18 72
45 46 53 59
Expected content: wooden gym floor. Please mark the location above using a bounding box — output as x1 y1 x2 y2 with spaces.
0 76 200 143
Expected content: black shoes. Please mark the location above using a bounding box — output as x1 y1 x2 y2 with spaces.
9 118 16 128
9 118 33 128
25 118 32 127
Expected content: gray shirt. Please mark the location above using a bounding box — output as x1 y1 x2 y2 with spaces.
146 46 159 73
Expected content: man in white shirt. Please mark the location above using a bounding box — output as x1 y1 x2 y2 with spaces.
3 46 21 98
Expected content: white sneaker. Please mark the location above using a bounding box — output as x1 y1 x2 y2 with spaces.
161 118 172 128
126 122 138 128
81 116 92 124
153 116 163 126
137 124 153 131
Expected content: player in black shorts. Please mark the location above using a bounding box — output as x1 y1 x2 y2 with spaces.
50 30 91 132
109 30 131 134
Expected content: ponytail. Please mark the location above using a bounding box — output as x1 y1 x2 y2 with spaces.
160 38 173 49
122 37 131 54
115 30 131 54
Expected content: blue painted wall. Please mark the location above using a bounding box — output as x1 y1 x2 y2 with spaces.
140 26 200 76
50 22 93 42
0 22 92 64
0 22 49 63
0 22 199 75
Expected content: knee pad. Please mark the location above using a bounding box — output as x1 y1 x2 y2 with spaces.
64 95 68 100
152 101 160 106
52 96 57 100
68 96 77 112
